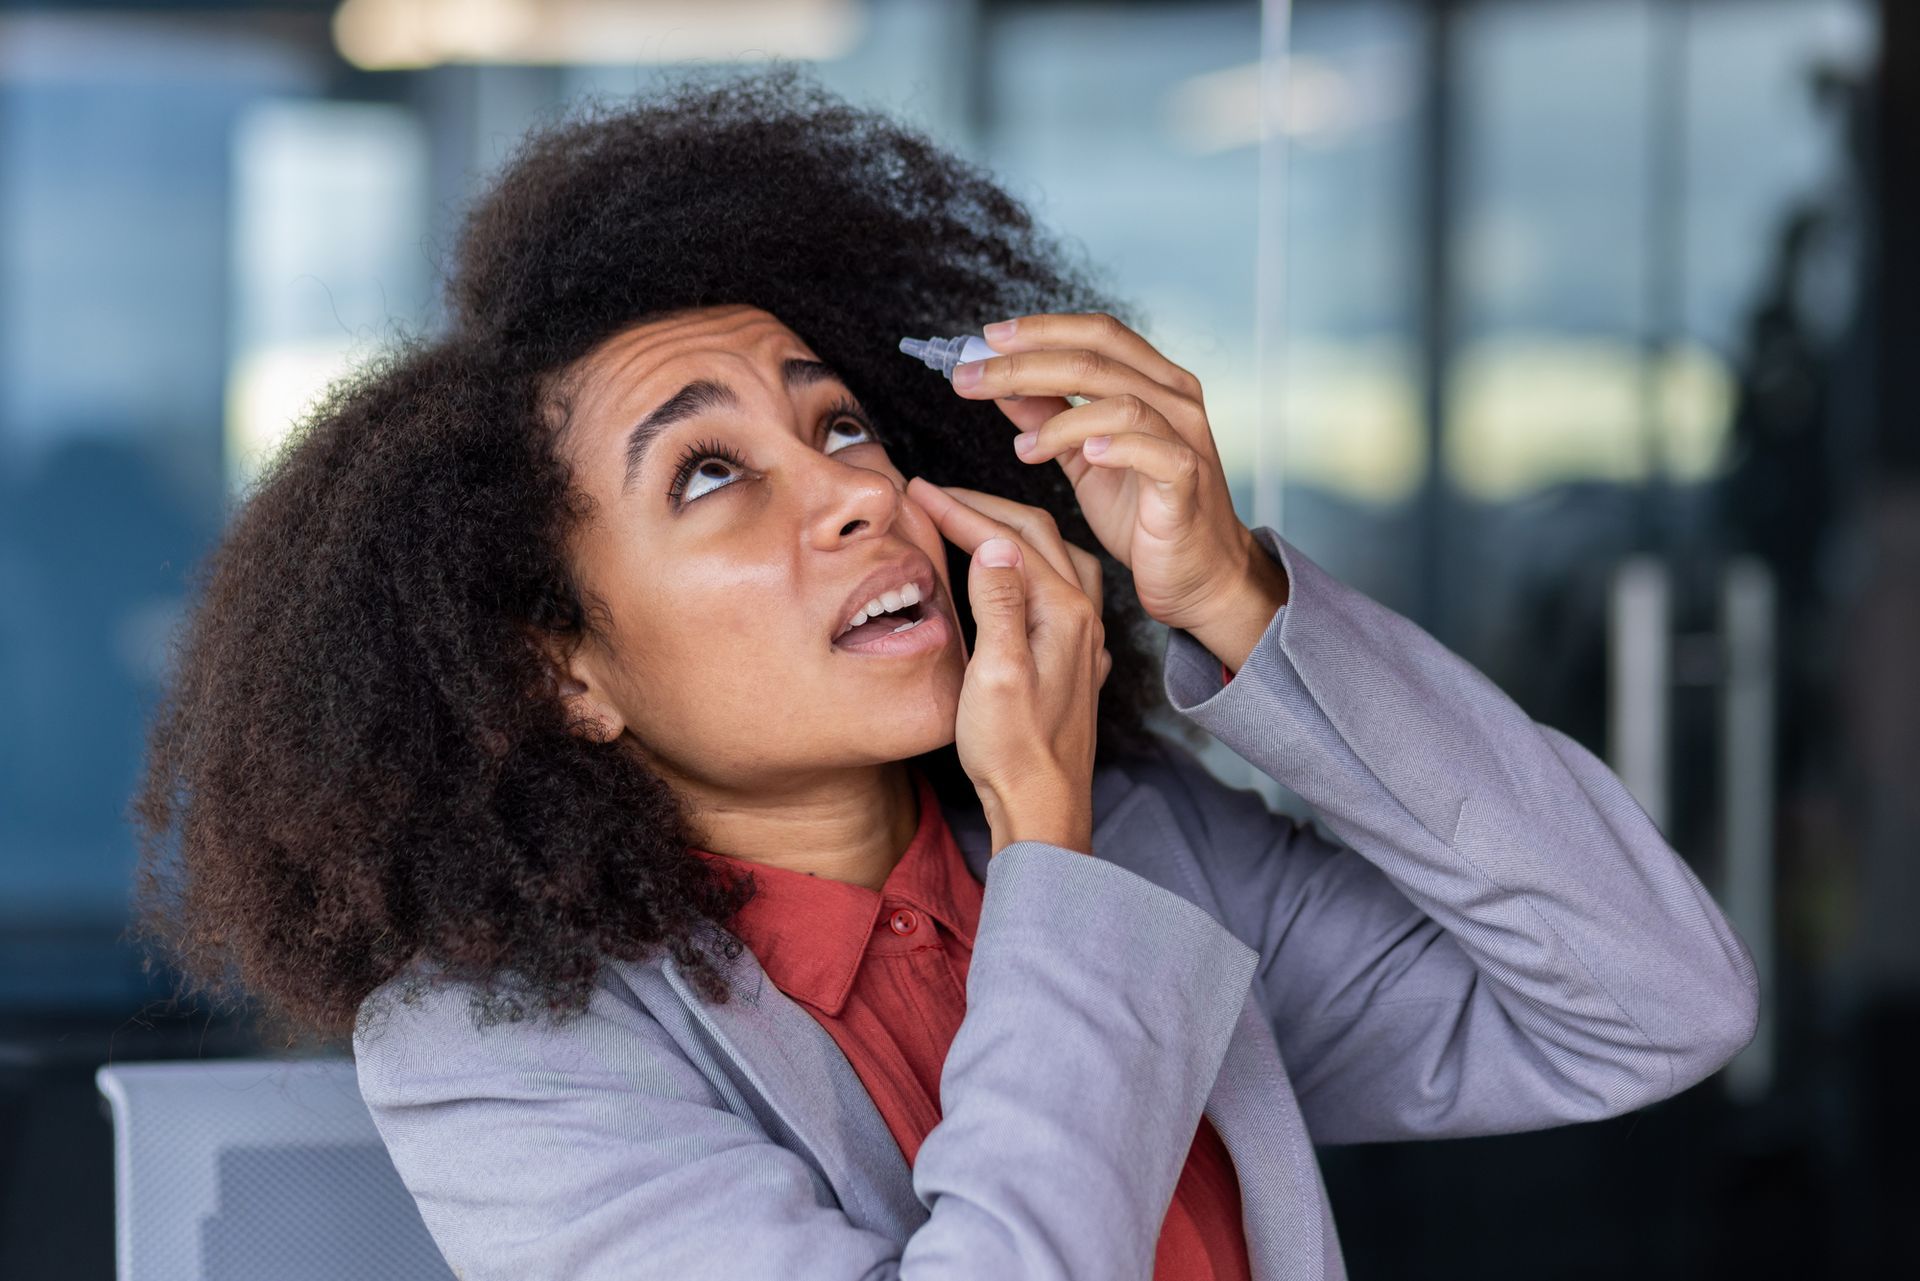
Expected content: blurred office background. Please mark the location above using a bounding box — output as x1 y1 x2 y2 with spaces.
1 0 1912 1275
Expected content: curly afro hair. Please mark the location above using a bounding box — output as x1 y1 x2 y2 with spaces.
130 61 1198 1046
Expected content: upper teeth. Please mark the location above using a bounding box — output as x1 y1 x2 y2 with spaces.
844 581 922 634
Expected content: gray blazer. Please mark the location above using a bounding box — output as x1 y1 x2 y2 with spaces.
352 525 1759 1281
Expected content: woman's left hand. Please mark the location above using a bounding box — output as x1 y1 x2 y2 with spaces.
944 311 1272 638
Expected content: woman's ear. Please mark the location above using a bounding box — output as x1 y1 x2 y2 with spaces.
525 628 628 744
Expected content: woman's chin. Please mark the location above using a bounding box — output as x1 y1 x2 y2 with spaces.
846 701 960 763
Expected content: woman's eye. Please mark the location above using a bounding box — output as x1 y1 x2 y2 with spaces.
677 458 738 505
668 416 884 506
667 436 749 506
824 416 884 453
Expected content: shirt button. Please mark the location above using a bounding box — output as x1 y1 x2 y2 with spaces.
888 909 919 936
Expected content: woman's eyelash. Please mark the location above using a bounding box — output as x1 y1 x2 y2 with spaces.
666 436 749 506
823 395 885 442
665 400 887 505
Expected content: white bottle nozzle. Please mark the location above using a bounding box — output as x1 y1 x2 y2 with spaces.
897 333 1004 381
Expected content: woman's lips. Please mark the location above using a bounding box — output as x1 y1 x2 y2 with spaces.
828 557 939 644
831 602 950 657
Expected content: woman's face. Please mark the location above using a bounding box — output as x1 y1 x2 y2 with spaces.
538 303 966 793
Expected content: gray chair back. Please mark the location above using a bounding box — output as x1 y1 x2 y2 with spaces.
95 1058 456 1281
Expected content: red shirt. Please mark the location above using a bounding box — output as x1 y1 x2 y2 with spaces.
690 764 1252 1281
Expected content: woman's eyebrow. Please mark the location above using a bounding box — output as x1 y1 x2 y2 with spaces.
622 357 845 493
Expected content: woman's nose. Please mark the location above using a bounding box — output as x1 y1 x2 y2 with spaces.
812 460 902 543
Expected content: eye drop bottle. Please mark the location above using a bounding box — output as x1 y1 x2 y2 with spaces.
897 333 1005 380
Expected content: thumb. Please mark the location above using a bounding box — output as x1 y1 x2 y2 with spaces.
968 537 1029 663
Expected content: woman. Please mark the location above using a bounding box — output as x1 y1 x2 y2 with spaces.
132 64 1759 1281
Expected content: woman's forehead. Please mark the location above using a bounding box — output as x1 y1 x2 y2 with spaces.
587 305 814 380
552 305 829 467
553 304 806 415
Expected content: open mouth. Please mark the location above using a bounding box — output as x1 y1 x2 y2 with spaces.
832 597 930 649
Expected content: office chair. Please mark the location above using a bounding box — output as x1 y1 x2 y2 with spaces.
95 1058 456 1281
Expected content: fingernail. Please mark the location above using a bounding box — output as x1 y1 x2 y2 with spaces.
952 361 983 390
982 319 1018 344
1083 435 1112 456
978 537 1019 567
1014 432 1038 456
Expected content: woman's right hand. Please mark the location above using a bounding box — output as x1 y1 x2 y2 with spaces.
906 477 1111 857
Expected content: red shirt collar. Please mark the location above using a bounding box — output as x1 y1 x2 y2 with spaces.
688 767 983 1016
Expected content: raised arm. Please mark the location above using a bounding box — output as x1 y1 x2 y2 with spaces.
353 841 1258 1280
1152 524 1758 1146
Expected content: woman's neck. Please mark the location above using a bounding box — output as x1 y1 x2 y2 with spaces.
680 760 920 890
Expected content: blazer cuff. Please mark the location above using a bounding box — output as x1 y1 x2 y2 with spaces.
1164 527 1302 739
1163 522 1459 847
973 840 1258 1064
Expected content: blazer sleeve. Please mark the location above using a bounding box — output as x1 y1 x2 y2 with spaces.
353 842 1259 1281
1152 523 1760 1146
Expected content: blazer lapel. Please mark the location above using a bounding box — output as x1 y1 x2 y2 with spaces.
660 947 928 1239
657 765 1332 1281
989 768 1336 1281
1206 990 1336 1281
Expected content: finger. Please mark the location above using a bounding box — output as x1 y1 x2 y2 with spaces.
1011 392 1179 472
966 537 1034 675
983 312 1203 401
954 347 1200 439
989 393 1074 439
1097 647 1112 689
925 484 1081 594
907 478 1080 603
940 484 1104 613
922 481 1104 614
1065 543 1104 616
1063 426 1204 527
